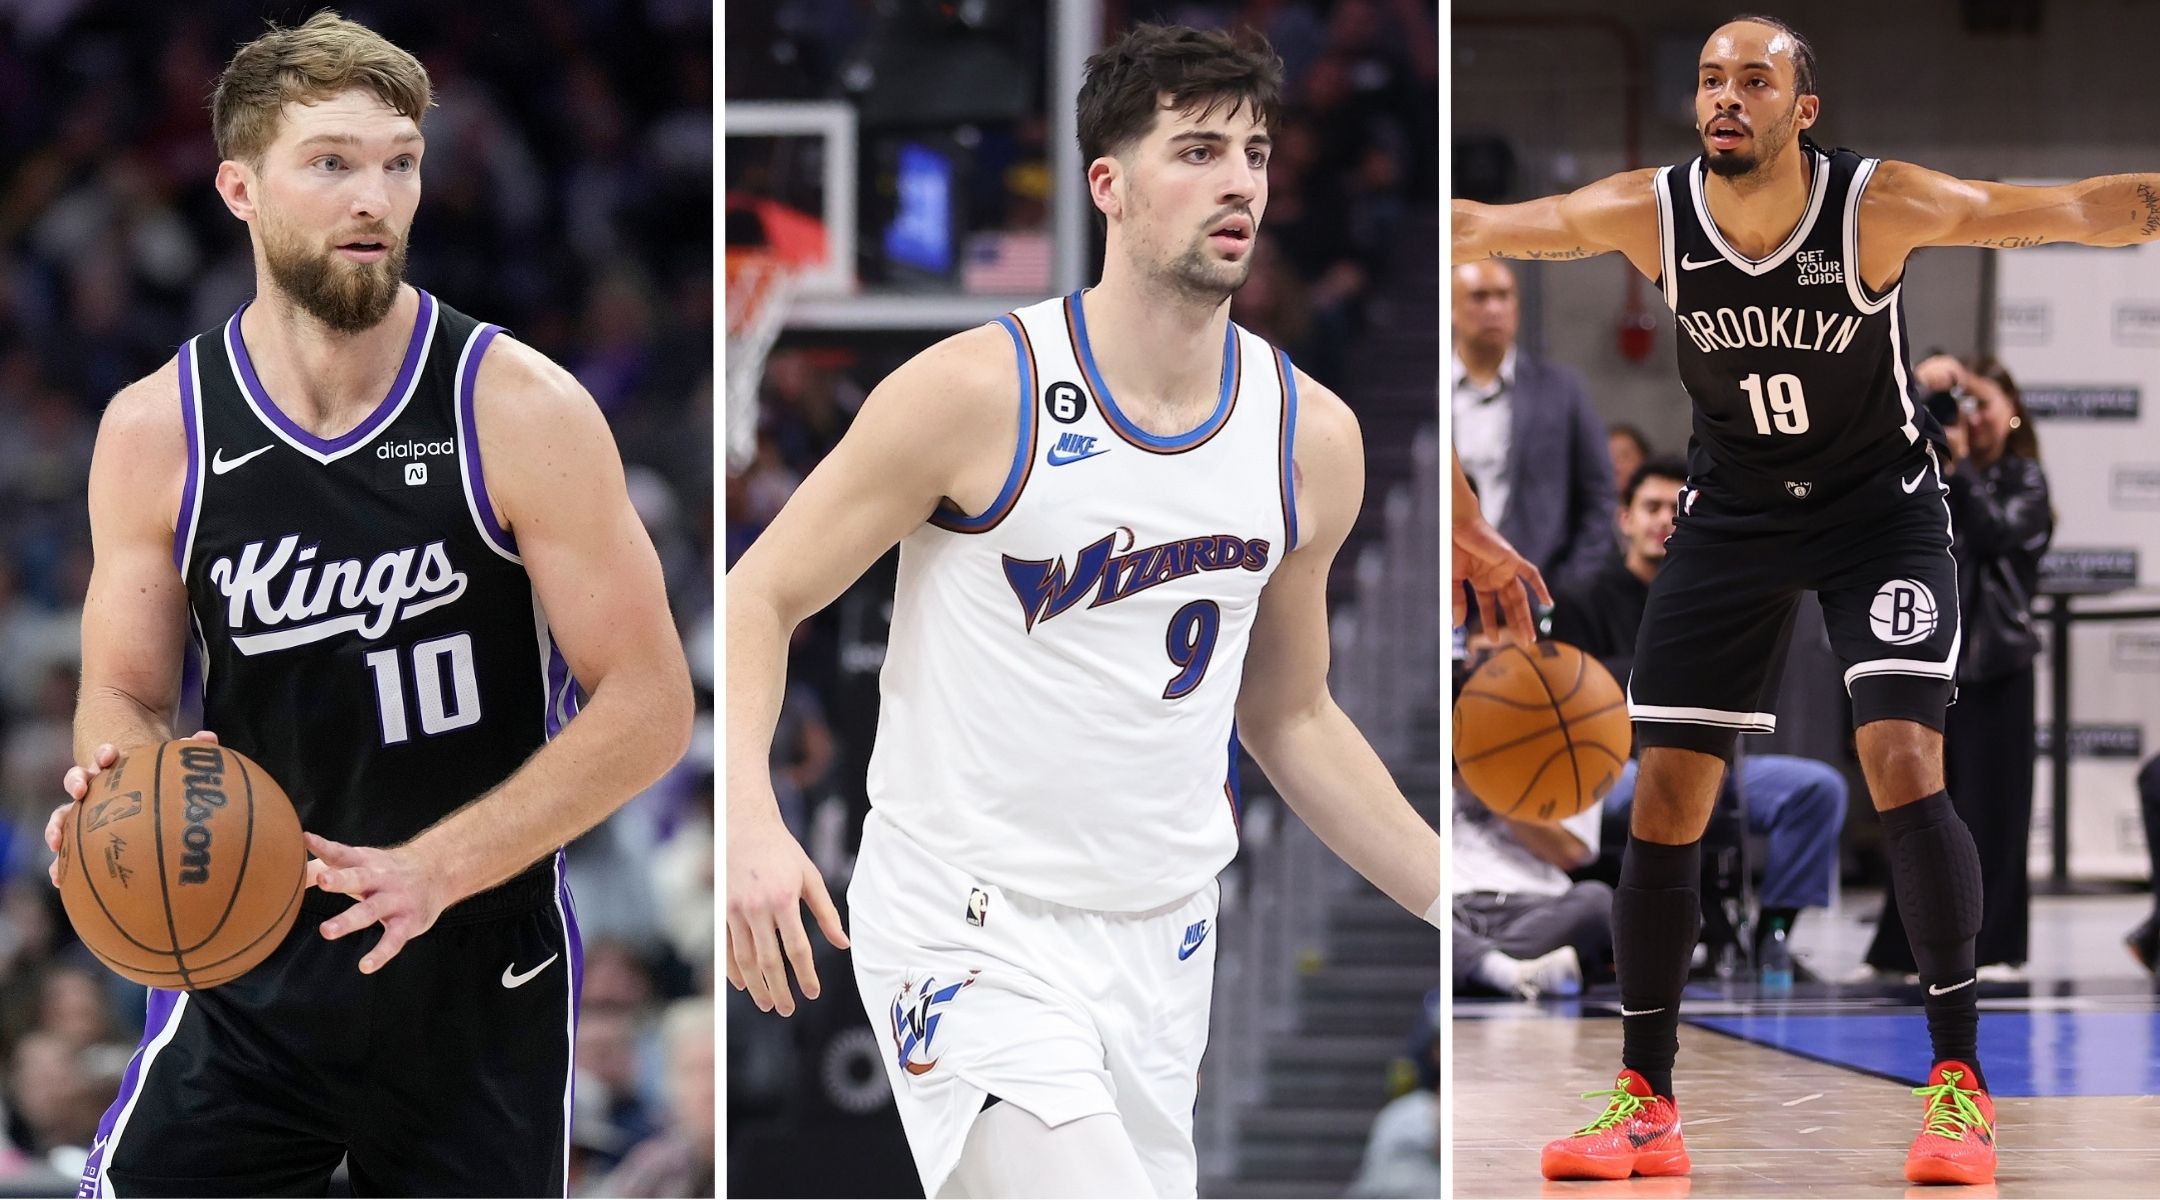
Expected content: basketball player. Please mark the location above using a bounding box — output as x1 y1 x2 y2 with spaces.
728 24 1441 1199
41 14 692 1196
1455 13 2160 1187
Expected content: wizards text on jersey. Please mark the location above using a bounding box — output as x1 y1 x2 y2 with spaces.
1000 530 1271 633
207 533 469 656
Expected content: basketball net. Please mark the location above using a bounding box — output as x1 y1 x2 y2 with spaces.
725 252 800 474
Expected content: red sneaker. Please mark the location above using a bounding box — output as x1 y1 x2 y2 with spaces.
1540 1069 1691 1181
1905 1061 1997 1185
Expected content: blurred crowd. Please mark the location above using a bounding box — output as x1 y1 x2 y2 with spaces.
0 2 712 1194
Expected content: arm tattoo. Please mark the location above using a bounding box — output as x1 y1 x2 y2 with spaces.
1971 235 2044 249
2137 182 2160 238
1495 247 1596 261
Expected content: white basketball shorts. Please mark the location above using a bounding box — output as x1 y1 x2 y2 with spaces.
847 810 1220 1198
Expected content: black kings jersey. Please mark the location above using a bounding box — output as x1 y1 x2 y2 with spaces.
175 290 578 890
1655 144 1945 502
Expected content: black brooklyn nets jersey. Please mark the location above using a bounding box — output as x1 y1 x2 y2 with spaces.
174 290 576 888
1655 143 1945 501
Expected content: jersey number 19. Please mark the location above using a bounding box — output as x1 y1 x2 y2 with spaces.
1741 373 1811 435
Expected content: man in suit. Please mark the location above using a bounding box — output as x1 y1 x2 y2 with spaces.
1451 260 1615 596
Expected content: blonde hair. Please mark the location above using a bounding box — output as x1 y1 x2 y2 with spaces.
212 10 432 165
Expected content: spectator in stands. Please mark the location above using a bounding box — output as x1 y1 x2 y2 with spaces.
1868 355 2053 979
1346 989 1439 1198
1607 423 1650 503
2130 756 2160 974
1451 261 1615 595
601 998 716 1199
1452 620 1608 999
1552 460 1848 966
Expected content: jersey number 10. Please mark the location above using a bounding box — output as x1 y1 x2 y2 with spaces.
364 631 483 745
1741 373 1811 435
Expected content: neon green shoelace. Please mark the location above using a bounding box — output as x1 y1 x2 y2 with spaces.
1911 1070 1991 1141
1574 1085 1650 1134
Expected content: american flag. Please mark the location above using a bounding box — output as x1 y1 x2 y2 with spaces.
963 230 1053 294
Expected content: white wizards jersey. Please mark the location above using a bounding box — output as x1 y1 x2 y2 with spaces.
867 290 1300 911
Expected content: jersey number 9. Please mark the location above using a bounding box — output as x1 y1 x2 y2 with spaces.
1162 600 1222 701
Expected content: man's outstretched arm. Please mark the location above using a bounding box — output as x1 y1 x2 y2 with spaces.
1452 169 1662 269
1872 161 2160 253
1236 371 1440 925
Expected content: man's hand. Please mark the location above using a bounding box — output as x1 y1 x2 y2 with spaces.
1453 516 1551 644
48 731 216 886
306 832 450 975
726 806 849 1018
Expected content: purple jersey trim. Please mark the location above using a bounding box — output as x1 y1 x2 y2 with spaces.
172 342 200 571
77 988 184 1196
227 289 435 456
457 324 515 556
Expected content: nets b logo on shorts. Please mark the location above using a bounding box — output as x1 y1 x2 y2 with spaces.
1869 579 1939 645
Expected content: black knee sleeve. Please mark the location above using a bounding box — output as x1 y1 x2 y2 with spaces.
1614 838 1703 1098
1881 790 1985 1083
1882 791 1983 971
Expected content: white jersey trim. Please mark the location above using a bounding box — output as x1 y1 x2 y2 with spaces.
1653 164 1679 311
1628 682 1778 732
1690 151 1831 275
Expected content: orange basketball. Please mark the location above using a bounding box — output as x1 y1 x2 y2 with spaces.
57 740 306 990
1454 641 1632 821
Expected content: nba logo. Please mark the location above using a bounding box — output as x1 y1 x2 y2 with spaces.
965 888 989 927
404 463 428 486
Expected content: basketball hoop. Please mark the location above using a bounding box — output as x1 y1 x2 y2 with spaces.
725 251 801 474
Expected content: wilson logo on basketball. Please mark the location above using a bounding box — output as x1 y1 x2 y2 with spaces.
176 744 228 885
207 534 469 656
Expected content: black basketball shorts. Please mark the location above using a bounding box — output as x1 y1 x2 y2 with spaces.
76 867 581 1198
1627 450 1962 761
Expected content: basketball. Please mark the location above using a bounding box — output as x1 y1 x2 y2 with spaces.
57 740 306 990
1454 641 1632 821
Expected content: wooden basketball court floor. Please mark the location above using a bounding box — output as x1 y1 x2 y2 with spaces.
1454 895 2160 1198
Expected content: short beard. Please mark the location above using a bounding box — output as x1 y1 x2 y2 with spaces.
1704 102 1800 180
1159 238 1253 305
263 219 407 334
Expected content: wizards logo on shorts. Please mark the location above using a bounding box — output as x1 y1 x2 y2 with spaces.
1001 528 1271 632
891 970 979 1077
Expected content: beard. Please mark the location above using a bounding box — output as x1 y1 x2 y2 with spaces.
1703 101 1799 179
1159 236 1255 303
262 216 408 334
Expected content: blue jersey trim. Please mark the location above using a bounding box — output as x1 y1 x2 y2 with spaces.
1067 289 1237 453
1276 349 1299 551
1225 723 1243 830
930 315 1036 533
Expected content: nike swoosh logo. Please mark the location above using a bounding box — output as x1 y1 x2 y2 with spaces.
1901 468 1929 493
1046 446 1111 466
1618 1005 1666 1017
502 954 560 988
1626 1123 1675 1147
1927 977 1975 996
210 445 274 474
1680 254 1726 271
1177 935 1208 961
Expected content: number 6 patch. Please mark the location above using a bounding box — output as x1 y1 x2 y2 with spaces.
1045 381 1087 424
